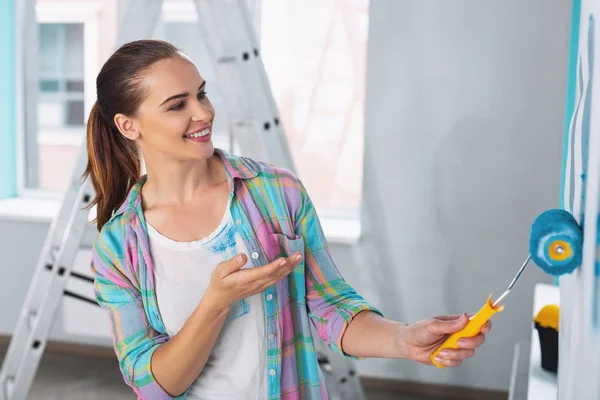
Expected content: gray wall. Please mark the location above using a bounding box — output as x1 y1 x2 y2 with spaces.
335 0 570 392
0 0 570 394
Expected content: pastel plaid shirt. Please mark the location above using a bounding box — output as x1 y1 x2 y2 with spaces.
91 148 382 399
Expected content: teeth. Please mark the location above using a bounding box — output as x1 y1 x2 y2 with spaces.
185 128 210 138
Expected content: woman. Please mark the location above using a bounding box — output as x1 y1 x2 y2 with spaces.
87 40 491 400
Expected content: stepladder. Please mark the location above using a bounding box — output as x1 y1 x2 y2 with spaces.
1 0 366 399
0 144 96 400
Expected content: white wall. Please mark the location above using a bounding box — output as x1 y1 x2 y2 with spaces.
0 0 571 393
558 0 600 398
0 219 111 347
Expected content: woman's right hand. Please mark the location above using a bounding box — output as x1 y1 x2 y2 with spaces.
205 252 303 310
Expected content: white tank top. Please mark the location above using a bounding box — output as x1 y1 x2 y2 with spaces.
147 204 267 400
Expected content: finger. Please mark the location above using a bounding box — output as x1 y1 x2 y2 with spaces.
457 333 486 349
437 348 475 361
282 253 303 273
226 258 285 286
271 253 303 281
433 315 464 322
432 356 462 368
247 253 303 282
217 254 248 276
256 258 300 292
428 313 469 335
245 258 288 282
255 255 303 290
481 320 492 335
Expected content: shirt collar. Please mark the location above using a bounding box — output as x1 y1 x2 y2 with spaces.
112 147 258 222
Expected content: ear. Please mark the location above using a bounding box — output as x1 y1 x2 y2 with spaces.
114 113 140 140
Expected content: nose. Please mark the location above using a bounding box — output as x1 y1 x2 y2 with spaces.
191 99 212 123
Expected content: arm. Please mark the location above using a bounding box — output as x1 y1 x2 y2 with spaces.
341 311 407 359
150 297 230 396
92 228 230 398
291 181 490 366
292 180 384 357
343 311 491 366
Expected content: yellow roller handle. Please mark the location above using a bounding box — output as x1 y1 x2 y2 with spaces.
430 294 504 368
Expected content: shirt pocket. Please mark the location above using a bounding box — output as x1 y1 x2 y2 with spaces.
269 233 306 303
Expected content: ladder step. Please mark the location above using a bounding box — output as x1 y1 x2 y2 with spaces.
63 291 98 307
217 56 237 63
0 172 94 400
69 271 94 284
216 49 260 64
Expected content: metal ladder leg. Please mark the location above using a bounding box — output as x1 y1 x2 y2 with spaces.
192 1 366 398
0 1 366 398
0 2 167 398
314 330 367 400
0 148 94 400
193 0 296 171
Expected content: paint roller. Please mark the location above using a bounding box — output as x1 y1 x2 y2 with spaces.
430 209 582 368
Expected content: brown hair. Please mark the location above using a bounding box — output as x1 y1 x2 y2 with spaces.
83 40 180 231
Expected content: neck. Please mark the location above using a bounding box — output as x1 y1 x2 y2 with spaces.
142 154 224 206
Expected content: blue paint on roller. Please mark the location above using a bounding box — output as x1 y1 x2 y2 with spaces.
579 15 594 226
529 209 583 276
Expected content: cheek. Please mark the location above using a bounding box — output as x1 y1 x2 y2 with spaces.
141 114 188 142
204 101 216 120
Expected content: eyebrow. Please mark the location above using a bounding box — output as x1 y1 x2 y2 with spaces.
160 81 206 106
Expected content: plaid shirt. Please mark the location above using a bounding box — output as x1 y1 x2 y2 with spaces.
91 149 382 399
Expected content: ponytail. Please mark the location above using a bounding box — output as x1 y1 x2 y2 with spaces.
82 40 181 230
83 102 140 231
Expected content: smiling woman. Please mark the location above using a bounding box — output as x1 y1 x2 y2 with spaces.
108 57 217 188
84 39 492 400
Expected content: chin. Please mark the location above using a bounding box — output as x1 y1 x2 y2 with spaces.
190 141 215 159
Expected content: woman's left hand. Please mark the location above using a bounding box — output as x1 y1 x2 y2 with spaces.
397 313 492 368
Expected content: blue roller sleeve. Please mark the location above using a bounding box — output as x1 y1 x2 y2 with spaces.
529 209 583 276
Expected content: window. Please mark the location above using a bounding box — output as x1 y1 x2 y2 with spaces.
152 9 233 154
21 1 100 194
260 0 369 217
37 23 85 191
22 0 369 220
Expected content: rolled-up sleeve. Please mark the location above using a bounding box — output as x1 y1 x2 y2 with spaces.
92 227 188 399
293 180 383 358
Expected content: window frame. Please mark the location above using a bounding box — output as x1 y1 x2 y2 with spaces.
18 1 100 199
5 0 363 244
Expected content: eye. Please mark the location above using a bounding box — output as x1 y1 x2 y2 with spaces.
169 102 185 111
197 91 208 100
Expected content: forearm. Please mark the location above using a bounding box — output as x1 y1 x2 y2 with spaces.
151 295 230 396
341 311 407 359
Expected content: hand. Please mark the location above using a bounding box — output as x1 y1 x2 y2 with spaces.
204 252 303 311
397 314 492 367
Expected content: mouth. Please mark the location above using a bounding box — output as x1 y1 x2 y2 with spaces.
183 126 211 142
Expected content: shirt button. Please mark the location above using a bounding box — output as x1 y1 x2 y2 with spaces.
268 333 275 340
251 252 259 259
266 294 273 301
236 219 242 225
269 369 276 376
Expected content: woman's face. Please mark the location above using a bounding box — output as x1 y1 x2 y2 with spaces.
119 56 216 163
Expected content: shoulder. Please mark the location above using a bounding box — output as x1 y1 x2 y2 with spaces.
218 148 300 188
91 212 135 278
234 155 309 215
246 157 300 185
